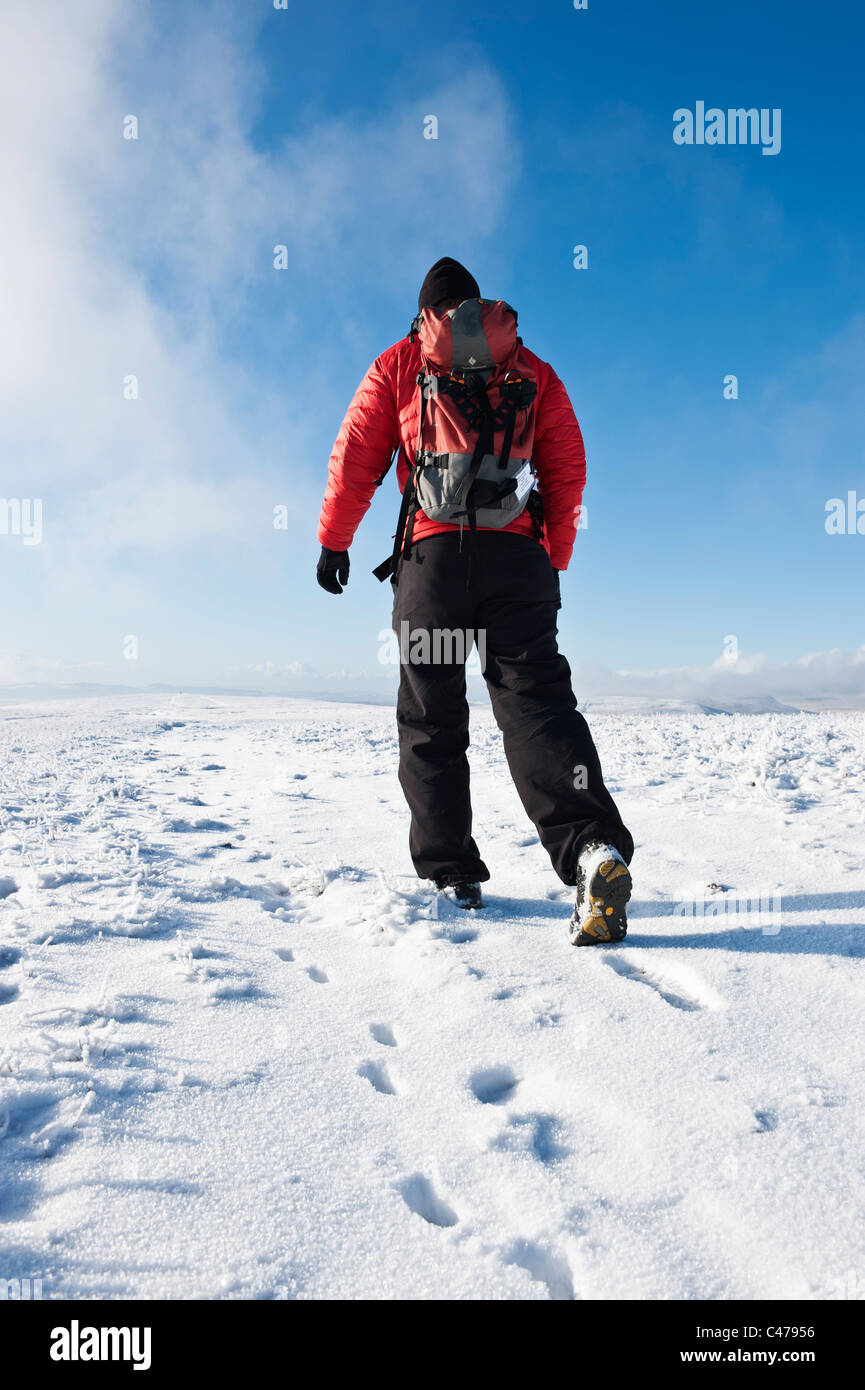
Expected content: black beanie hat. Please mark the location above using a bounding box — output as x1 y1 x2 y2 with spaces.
417 256 480 312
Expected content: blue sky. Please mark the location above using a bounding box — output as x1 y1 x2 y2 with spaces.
2 0 863 699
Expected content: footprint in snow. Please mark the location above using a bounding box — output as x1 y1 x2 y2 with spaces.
207 977 263 1003
166 817 233 833
274 947 294 962
0 981 19 1005
491 1112 569 1164
0 877 18 900
306 966 328 984
398 1173 459 1228
601 953 725 1013
533 1008 563 1028
502 1238 575 1301
469 1065 520 1106
0 946 22 968
1 1089 82 1161
357 1060 396 1096
442 925 479 944
753 1110 778 1133
370 1022 397 1047
450 922 478 945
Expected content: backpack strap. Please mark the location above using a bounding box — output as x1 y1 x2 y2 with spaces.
525 486 545 541
372 372 428 582
372 467 416 582
496 401 518 475
373 445 399 488
495 372 534 471
453 388 496 516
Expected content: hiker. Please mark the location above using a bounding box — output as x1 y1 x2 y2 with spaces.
316 257 634 944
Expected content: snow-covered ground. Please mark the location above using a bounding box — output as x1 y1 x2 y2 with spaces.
1 693 863 1301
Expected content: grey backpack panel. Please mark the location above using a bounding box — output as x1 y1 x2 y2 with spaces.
414 451 535 530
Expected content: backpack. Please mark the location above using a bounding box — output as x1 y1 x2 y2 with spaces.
373 299 540 582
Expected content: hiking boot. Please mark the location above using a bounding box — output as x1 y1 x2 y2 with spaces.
437 880 484 910
569 843 631 946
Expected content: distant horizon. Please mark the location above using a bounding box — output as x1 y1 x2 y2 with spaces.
2 639 864 714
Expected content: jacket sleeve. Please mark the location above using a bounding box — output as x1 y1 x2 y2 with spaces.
317 354 400 551
531 364 587 571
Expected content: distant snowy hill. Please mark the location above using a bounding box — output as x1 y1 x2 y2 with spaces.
3 681 865 714
1 693 864 1299
579 694 805 716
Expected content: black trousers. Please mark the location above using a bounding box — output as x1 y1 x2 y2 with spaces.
392 532 634 887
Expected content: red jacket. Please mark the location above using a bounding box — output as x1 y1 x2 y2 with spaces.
318 335 586 570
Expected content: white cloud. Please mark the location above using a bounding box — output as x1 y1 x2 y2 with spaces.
0 0 521 686
571 645 865 705
0 1 517 549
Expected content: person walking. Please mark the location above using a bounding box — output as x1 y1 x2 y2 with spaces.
316 257 633 944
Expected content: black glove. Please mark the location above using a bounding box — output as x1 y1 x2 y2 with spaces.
317 546 350 594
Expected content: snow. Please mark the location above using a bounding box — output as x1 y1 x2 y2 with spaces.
1 692 864 1301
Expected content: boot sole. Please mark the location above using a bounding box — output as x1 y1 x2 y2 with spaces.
570 858 631 946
